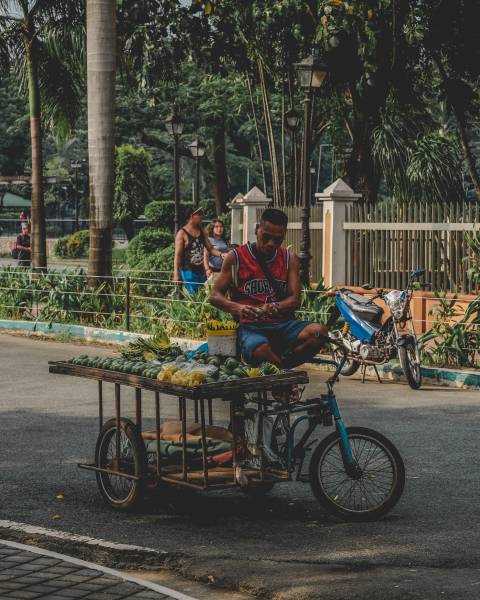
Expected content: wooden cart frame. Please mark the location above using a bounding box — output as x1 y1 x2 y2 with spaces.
49 361 309 493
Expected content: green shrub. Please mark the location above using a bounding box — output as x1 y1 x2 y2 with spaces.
135 246 174 274
53 230 90 259
114 144 152 239
126 228 173 267
144 198 218 230
144 201 175 229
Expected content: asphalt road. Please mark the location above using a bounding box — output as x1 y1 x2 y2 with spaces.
1 333 480 599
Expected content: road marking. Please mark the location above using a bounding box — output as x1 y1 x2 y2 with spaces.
0 519 162 554
0 538 198 600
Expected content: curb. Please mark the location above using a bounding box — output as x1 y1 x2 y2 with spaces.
0 539 197 600
0 519 162 554
0 319 149 345
0 319 204 350
308 360 480 390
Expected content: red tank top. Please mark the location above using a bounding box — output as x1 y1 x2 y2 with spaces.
231 243 291 323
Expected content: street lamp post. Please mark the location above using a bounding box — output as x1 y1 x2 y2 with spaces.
188 139 206 209
285 108 299 205
70 160 82 231
165 109 185 234
294 49 328 287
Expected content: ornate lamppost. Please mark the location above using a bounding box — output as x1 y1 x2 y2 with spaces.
188 139 206 209
294 48 328 286
70 160 86 231
285 108 299 205
165 108 185 233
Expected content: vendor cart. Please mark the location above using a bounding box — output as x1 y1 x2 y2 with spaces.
49 357 405 522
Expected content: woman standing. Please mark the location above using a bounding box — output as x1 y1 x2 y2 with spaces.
204 219 229 279
173 208 226 295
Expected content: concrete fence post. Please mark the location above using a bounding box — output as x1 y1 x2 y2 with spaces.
229 187 271 244
228 193 244 245
315 178 361 287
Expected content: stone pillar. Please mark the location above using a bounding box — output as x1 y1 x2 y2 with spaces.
228 193 244 245
241 187 271 243
315 179 361 287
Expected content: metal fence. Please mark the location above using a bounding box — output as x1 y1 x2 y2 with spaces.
345 200 480 293
0 265 334 339
0 218 149 240
270 206 324 284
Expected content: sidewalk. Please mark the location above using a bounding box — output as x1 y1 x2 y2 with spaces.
0 540 195 600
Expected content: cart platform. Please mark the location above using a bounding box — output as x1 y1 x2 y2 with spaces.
48 361 309 399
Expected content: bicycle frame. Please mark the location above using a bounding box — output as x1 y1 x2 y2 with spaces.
261 350 357 481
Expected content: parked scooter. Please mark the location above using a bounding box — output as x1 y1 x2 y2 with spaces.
329 269 425 389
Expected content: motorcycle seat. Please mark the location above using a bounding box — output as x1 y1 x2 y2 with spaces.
339 290 383 323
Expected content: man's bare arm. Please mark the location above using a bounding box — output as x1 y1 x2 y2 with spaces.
209 253 258 320
265 252 301 317
173 230 185 282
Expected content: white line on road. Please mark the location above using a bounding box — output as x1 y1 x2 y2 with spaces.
0 519 162 554
0 538 198 600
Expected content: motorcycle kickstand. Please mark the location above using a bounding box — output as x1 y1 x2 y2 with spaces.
361 363 367 383
361 363 382 383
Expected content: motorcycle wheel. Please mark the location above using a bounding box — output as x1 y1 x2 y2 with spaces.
332 349 360 376
398 342 422 390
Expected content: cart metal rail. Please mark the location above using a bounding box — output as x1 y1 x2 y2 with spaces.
49 361 309 500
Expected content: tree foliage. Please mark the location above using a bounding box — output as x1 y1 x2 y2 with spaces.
114 144 152 239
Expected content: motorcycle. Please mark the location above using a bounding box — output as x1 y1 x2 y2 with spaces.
329 269 425 390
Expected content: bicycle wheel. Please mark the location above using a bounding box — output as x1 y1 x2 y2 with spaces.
398 342 422 390
309 427 405 522
95 417 146 511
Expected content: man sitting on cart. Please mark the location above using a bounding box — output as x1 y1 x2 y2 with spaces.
210 208 328 367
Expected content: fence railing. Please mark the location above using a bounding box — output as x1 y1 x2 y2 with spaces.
344 200 479 293
0 265 335 339
270 205 324 283
1 264 479 368
0 218 149 240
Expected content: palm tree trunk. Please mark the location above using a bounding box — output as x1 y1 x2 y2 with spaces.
25 37 46 270
87 0 116 279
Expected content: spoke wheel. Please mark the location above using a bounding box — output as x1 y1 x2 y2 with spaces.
95 418 146 511
398 342 422 389
332 349 360 377
309 427 405 522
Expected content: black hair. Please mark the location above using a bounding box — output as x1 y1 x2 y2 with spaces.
260 208 288 228
184 207 203 223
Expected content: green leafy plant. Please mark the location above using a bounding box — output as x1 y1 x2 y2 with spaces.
126 228 174 267
464 232 480 289
420 293 480 368
114 144 152 240
53 230 90 259
298 279 337 326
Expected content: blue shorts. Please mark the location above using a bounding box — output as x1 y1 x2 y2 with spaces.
238 320 310 364
180 269 206 295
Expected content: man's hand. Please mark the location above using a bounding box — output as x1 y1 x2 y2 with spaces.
232 304 261 321
264 302 281 317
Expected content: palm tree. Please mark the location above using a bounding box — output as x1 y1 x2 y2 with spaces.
0 1 83 269
86 0 116 279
